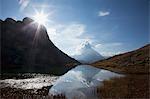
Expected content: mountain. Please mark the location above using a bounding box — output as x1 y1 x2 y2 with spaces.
92 44 150 74
72 41 104 63
0 17 80 75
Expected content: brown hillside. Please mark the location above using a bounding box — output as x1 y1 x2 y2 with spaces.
92 44 150 74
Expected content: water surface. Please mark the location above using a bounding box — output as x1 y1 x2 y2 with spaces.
49 65 123 99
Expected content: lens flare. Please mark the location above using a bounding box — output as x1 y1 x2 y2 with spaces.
33 11 48 26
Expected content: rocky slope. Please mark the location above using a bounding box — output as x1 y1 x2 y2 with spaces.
0 17 79 75
92 44 150 74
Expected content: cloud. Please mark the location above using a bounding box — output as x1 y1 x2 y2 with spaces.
47 23 123 57
61 23 86 37
47 23 91 56
98 11 110 17
95 42 122 48
94 42 123 56
18 0 30 11
69 71 84 81
47 23 86 38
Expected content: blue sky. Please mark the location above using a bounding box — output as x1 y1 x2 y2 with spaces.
1 0 149 56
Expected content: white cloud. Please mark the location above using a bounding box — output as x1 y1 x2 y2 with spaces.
47 23 91 56
47 23 86 39
98 11 110 17
94 42 123 57
18 0 30 11
47 23 124 57
95 42 122 48
61 23 86 37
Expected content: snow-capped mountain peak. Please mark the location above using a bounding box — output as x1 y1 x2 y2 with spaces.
72 41 104 63
81 41 92 49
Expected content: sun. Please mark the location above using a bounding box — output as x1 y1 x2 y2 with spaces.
33 11 49 26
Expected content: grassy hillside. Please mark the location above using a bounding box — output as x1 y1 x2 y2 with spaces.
92 44 150 98
92 44 150 74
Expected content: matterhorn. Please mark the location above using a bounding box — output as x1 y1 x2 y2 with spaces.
72 41 104 63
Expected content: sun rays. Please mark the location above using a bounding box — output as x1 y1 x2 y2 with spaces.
33 11 49 26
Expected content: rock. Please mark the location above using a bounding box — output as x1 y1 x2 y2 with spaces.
1 17 80 75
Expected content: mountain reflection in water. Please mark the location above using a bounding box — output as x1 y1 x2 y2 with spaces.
49 65 123 99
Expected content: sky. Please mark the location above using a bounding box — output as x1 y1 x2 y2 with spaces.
0 0 149 56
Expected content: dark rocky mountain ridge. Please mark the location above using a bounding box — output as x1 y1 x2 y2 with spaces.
0 17 80 75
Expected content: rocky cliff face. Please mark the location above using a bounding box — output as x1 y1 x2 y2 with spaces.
0 17 79 75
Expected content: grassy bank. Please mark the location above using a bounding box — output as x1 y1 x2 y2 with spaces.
97 74 149 99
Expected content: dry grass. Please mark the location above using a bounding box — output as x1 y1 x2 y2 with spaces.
92 44 150 98
97 74 150 99
92 44 150 74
